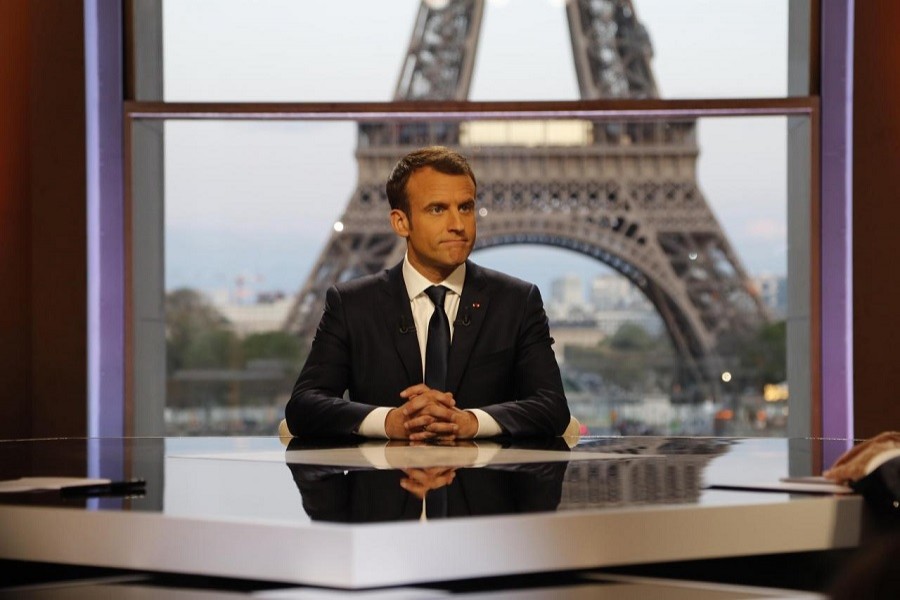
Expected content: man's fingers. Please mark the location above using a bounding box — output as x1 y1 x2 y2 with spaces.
399 387 455 411
400 384 454 403
403 415 435 431
425 421 459 434
400 394 431 415
823 464 855 482
399 384 430 399
401 393 454 417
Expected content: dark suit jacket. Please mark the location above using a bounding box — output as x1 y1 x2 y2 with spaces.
852 455 900 519
285 260 569 437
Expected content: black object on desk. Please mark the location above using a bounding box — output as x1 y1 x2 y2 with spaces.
60 479 146 498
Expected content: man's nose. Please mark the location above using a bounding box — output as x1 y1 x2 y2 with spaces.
447 209 465 231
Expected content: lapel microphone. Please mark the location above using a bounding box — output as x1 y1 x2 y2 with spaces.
455 307 472 327
398 314 416 334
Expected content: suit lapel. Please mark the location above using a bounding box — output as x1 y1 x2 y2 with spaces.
447 261 489 395
381 263 422 385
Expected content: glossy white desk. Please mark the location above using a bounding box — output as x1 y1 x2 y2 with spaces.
0 437 863 589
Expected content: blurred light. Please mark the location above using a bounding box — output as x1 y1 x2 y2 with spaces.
688 252 698 261
721 371 732 383
763 382 789 402
478 207 488 217
333 221 344 232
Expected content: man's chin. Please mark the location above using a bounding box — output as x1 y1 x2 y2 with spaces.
443 248 472 266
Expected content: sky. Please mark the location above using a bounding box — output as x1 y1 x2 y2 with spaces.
162 0 792 299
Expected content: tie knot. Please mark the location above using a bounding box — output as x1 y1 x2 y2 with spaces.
424 285 449 308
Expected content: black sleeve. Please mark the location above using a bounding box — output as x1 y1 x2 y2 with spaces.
852 455 900 519
480 284 570 436
285 286 378 436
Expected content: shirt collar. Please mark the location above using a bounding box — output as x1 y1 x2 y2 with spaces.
402 253 466 300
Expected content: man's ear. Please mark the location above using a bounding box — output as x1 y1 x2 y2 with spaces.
390 209 410 238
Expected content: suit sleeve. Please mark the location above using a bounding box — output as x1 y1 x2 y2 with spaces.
285 286 378 436
480 284 570 437
851 455 900 519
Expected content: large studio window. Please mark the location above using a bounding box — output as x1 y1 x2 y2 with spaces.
125 0 815 437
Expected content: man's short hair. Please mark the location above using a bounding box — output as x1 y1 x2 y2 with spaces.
385 146 477 216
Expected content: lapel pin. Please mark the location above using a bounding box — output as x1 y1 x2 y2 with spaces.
472 302 481 309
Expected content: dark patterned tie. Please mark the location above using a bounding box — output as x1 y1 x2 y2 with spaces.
424 285 450 390
422 285 452 518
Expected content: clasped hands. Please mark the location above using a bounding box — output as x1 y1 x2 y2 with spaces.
385 384 478 441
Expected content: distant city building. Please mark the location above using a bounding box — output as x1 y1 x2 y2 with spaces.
590 274 653 311
549 321 605 365
212 291 292 337
752 274 787 319
550 274 584 311
591 310 663 336
547 273 664 361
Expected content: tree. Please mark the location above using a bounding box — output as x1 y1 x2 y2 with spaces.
183 328 241 369
609 323 656 352
165 288 236 372
242 331 303 369
565 323 674 393
738 320 787 390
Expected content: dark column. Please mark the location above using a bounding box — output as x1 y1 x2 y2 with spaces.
853 0 900 437
0 0 88 438
0 0 34 439
29 0 88 437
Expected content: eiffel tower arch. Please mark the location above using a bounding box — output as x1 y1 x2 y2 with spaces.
283 0 769 393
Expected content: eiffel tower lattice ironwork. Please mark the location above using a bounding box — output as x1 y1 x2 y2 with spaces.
283 0 769 392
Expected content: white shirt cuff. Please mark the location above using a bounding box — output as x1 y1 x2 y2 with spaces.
357 406 392 438
468 408 502 438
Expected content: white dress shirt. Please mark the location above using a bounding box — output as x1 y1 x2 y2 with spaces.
357 254 502 438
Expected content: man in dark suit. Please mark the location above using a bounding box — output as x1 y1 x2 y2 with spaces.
285 146 569 439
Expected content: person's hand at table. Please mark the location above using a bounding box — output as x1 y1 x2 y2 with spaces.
398 466 457 500
823 431 900 483
385 384 479 441
407 403 478 443
385 385 454 439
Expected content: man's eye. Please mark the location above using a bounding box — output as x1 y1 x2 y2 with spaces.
428 206 444 214
460 203 475 213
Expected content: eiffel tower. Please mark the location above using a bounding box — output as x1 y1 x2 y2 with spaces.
283 0 769 392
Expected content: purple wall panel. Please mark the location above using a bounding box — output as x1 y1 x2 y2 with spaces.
85 0 124 475
820 0 854 460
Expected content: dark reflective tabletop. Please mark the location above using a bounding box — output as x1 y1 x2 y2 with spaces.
0 436 855 525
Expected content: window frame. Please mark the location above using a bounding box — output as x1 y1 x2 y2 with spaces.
102 0 855 474
122 98 821 438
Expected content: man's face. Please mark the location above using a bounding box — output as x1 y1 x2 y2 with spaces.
390 166 477 283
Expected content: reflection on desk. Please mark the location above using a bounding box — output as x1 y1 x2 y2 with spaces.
284 437 741 523
561 437 733 509
287 438 570 523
